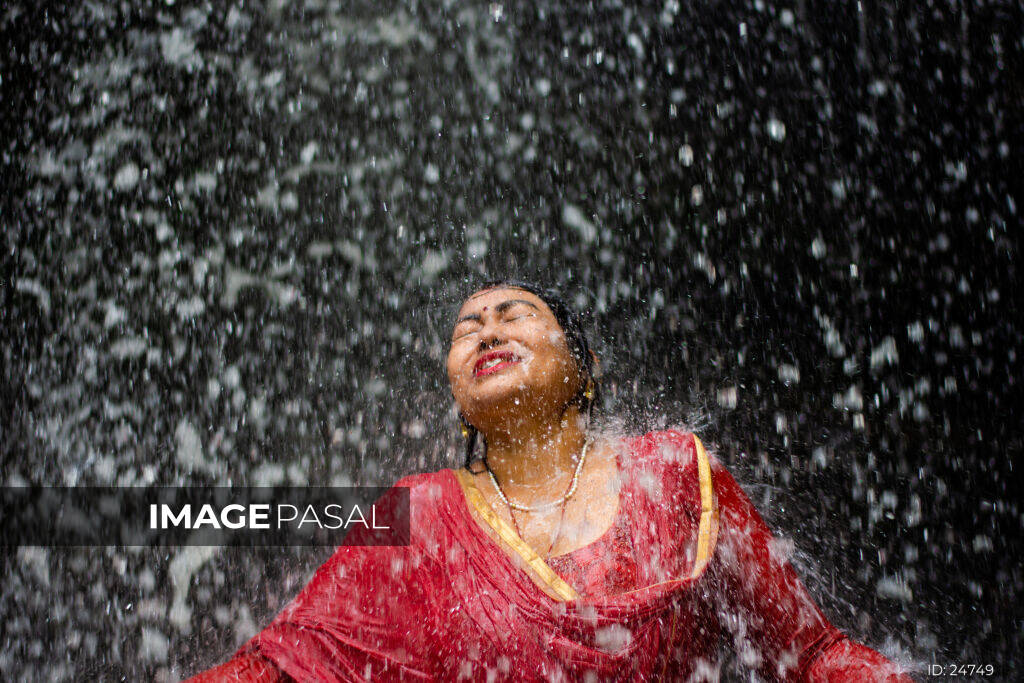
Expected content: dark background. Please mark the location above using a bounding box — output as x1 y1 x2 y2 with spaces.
2 0 1021 680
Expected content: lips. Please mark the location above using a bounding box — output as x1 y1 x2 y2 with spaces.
474 350 521 377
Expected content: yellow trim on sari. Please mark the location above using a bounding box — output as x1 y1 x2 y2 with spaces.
453 432 719 602
453 467 580 601
687 435 719 580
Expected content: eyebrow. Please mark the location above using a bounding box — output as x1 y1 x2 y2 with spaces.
454 299 540 326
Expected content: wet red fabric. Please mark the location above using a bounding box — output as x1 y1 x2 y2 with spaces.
546 507 638 598
188 430 910 682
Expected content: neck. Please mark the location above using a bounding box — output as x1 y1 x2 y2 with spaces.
480 406 588 497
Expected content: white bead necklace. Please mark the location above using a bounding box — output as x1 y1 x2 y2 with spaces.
486 438 591 512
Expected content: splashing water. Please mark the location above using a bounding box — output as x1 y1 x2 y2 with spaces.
2 0 1021 680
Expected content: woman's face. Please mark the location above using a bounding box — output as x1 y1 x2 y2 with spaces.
446 286 583 429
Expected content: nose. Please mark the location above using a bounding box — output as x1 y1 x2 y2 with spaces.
476 314 506 349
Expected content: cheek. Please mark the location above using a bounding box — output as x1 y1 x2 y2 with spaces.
542 329 569 352
445 353 464 384
527 341 577 386
542 331 575 368
447 346 476 384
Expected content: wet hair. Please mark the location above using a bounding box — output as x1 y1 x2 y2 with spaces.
456 278 601 468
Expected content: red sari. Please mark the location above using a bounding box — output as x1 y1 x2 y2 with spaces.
188 430 910 682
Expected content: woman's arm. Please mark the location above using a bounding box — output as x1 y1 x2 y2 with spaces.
181 477 440 682
704 450 911 682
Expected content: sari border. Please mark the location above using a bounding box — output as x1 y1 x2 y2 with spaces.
686 434 719 580
452 467 581 601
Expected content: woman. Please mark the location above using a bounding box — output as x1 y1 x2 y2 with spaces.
187 279 911 682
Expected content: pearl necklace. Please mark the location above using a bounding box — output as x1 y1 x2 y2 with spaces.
486 438 591 512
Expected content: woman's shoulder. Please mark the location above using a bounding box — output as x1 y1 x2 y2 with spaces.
627 427 707 468
390 468 458 506
624 428 732 501
391 468 449 489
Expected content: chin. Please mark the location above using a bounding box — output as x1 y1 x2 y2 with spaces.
461 385 532 420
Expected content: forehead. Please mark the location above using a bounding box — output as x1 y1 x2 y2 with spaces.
456 287 553 318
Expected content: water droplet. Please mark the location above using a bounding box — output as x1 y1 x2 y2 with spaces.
766 118 787 141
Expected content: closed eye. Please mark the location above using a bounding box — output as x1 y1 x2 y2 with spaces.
452 313 535 339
